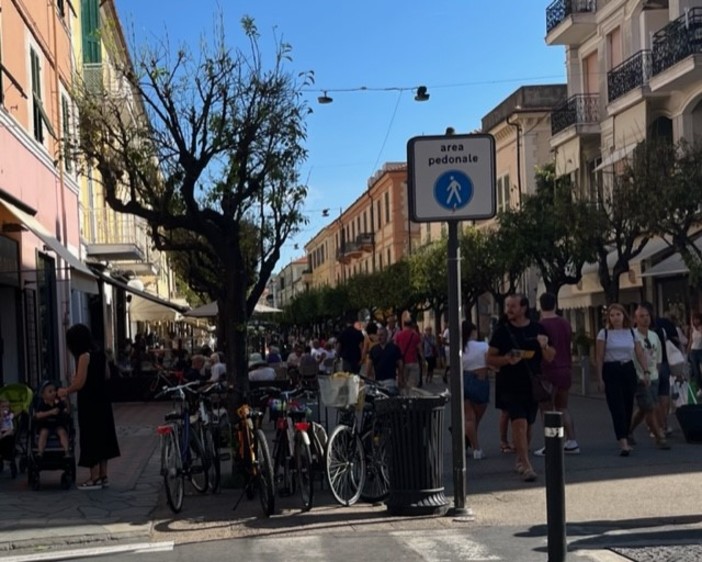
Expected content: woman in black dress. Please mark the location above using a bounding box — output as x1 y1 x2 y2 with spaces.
59 324 120 490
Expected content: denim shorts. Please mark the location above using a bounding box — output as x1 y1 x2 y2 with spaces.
635 378 659 411
463 371 490 404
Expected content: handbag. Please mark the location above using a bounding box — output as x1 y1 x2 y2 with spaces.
665 339 686 367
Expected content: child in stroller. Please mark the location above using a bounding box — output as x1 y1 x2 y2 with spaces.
0 383 33 478
34 382 70 458
27 381 76 490
0 399 15 476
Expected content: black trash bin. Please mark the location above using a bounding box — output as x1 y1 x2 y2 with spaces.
376 393 449 516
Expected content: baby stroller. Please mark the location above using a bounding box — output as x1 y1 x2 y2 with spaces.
0 383 33 478
26 381 76 490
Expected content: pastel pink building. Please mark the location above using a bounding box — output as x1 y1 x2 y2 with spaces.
0 1 96 387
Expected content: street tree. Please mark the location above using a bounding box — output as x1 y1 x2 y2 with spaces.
630 139 702 283
498 164 598 302
484 225 530 313
460 227 499 321
408 238 449 333
594 154 658 304
75 18 311 395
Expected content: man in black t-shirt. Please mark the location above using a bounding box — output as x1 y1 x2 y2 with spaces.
336 314 364 374
487 294 555 483
367 327 403 394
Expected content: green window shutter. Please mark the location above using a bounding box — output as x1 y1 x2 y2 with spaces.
81 0 101 64
61 96 72 172
30 49 43 143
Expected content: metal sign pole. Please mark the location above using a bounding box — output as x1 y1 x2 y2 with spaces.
447 220 470 517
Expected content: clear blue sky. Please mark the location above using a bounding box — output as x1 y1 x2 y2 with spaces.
115 1 565 271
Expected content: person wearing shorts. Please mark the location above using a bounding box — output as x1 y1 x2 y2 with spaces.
488 295 555 482
462 321 489 460
629 305 671 450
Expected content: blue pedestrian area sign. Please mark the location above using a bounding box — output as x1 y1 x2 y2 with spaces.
407 134 496 222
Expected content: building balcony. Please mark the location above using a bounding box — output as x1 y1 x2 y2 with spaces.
650 8 702 92
301 268 313 284
83 63 104 94
356 232 374 252
545 0 598 46
607 50 652 104
83 208 160 269
550 94 600 141
336 241 362 263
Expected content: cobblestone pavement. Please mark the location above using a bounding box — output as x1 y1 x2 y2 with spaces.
610 544 702 561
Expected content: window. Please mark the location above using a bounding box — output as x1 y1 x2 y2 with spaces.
61 95 73 172
387 247 391 265
379 252 384 270
384 192 390 224
497 175 512 213
81 0 101 64
30 49 47 143
377 200 381 227
583 50 598 94
607 27 622 70
363 212 367 233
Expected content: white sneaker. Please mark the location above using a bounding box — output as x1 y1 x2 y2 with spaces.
533 447 546 456
564 440 580 454
472 449 484 460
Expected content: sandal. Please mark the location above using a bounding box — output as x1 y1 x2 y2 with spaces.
78 479 103 491
522 469 538 482
98 476 109 488
500 443 515 454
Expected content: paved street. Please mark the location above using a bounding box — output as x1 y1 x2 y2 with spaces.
0 379 701 561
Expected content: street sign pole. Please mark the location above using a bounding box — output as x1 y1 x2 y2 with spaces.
447 219 470 517
406 133 495 520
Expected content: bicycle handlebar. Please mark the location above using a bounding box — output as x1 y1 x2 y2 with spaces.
154 380 200 399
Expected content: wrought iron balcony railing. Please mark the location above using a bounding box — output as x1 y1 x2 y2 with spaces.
551 94 600 135
652 8 702 75
83 63 103 94
83 207 161 264
546 0 597 34
356 232 374 250
607 50 652 102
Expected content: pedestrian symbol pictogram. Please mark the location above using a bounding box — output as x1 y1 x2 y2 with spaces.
434 170 473 211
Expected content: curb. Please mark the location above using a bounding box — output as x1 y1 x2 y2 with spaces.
0 524 153 555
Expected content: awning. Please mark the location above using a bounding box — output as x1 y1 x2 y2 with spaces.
0 198 98 294
98 272 189 322
184 301 283 318
640 254 689 278
594 143 639 172
582 237 672 274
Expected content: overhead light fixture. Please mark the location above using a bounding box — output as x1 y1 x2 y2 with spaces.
414 85 430 102
318 91 333 104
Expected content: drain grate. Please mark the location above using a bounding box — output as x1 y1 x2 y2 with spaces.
610 544 702 562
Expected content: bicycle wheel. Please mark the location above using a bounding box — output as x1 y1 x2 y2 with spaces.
325 425 365 506
360 428 390 503
161 431 183 513
274 431 294 497
202 426 221 493
294 432 314 512
188 430 209 493
254 428 275 517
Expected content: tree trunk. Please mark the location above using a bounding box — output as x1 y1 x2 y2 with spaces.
215 311 226 354
222 256 250 406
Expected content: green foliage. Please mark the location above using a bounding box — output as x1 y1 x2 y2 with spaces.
497 164 598 298
460 227 498 308
74 16 312 394
408 239 448 312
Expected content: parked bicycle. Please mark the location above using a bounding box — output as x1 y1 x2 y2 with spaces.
193 381 231 494
321 374 391 506
269 387 326 512
155 381 210 513
231 386 276 518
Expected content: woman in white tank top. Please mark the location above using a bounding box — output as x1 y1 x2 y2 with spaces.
462 320 489 460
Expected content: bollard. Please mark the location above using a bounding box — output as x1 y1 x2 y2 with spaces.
544 411 566 562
